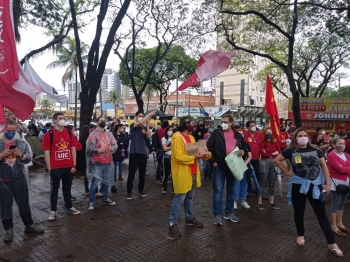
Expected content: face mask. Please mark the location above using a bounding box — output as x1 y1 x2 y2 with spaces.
221 123 229 130
121 129 125 132
297 137 309 146
138 117 143 122
58 119 66 127
251 126 257 132
281 128 286 132
4 132 15 140
336 145 345 152
286 139 292 146
321 131 326 135
99 121 106 128
199 124 204 128
209 128 214 133
167 131 173 136
188 125 195 132
265 133 272 139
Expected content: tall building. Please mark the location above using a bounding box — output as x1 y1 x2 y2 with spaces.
101 68 123 101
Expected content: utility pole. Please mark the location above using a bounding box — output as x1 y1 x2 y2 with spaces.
174 62 181 123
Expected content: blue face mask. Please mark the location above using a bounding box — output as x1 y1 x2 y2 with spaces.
265 133 272 139
5 132 15 140
209 128 214 133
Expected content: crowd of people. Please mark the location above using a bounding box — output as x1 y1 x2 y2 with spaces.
0 111 349 258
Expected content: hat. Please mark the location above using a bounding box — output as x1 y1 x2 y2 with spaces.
179 115 193 126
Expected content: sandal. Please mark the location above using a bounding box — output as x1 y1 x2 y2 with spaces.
338 226 350 233
328 247 344 257
296 238 305 246
332 229 346 237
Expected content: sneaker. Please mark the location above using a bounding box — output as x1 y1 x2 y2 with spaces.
126 193 132 200
214 215 223 226
162 188 167 195
118 176 124 181
223 214 240 223
111 186 117 193
234 201 238 210
24 225 45 234
95 192 102 197
66 207 81 215
71 196 76 201
269 203 280 210
168 224 181 239
241 201 251 209
103 199 116 205
88 202 94 210
84 192 90 196
185 217 204 227
156 180 162 184
47 211 56 221
3 228 13 243
138 192 147 197
257 204 265 211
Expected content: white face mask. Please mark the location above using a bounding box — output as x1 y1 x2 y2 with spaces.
297 137 309 146
167 131 173 136
321 131 326 135
57 119 66 127
221 123 229 130
251 126 257 132
138 117 143 122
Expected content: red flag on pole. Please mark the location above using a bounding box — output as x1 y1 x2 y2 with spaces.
265 74 280 141
177 50 236 91
0 0 37 131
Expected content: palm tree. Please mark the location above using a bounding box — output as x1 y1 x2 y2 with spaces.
106 89 123 118
40 99 53 119
47 36 88 128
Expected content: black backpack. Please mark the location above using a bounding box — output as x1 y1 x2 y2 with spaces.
49 128 72 149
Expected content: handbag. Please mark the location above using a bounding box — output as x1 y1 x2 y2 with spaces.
331 178 350 194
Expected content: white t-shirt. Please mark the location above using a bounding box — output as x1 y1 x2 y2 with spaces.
38 131 45 139
161 137 172 156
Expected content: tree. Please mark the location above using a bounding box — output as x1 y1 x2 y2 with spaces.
115 0 191 113
196 0 350 127
119 44 197 112
40 98 53 119
47 36 89 128
67 0 131 127
322 85 350 98
105 89 123 118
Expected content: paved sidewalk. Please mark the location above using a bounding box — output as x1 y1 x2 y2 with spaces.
0 159 349 261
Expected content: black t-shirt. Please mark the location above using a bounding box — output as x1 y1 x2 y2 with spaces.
282 146 324 181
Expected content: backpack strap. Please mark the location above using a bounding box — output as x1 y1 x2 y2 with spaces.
49 128 72 149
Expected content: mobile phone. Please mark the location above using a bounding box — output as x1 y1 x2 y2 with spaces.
9 145 16 150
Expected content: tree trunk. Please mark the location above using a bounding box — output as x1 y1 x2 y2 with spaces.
135 93 144 113
74 70 78 128
286 68 301 128
159 91 164 112
146 87 150 112
114 104 117 119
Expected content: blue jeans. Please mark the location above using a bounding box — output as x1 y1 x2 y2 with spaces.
89 177 108 202
169 176 196 223
212 165 236 216
235 171 248 201
114 161 123 177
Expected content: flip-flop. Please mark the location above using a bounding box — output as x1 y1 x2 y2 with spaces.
338 226 350 233
296 238 305 246
328 247 344 257
332 229 346 237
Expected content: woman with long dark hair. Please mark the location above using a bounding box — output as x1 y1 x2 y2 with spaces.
275 128 343 257
76 125 90 195
161 125 173 194
257 128 281 211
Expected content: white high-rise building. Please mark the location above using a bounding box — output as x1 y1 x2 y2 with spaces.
101 68 123 101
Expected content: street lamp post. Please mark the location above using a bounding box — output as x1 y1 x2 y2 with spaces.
174 62 181 122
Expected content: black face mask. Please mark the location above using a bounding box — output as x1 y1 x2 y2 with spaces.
99 121 106 128
281 128 285 132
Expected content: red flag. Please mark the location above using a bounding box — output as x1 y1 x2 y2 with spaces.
0 0 37 131
265 74 280 140
177 50 235 91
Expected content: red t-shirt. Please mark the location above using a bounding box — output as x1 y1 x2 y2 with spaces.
244 131 262 160
259 141 281 159
180 132 197 175
223 130 237 156
42 128 78 170
279 132 289 149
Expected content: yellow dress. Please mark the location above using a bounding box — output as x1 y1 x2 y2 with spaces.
171 131 211 194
